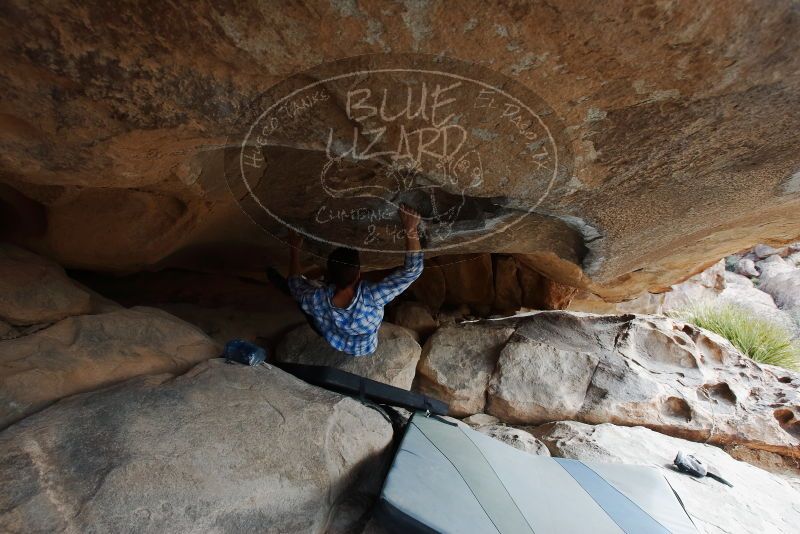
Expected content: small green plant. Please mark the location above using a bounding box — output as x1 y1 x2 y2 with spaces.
672 303 800 370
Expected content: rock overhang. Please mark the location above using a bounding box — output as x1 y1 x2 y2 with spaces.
0 1 799 302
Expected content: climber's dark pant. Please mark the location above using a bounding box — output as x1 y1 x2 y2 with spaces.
267 267 325 338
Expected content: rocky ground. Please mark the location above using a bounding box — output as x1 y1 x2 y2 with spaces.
2 243 800 533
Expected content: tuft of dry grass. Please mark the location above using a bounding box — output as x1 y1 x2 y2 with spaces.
674 303 800 371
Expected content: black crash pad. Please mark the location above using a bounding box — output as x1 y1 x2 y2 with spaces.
274 362 448 416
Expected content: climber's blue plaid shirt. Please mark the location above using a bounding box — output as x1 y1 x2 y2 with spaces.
288 252 424 356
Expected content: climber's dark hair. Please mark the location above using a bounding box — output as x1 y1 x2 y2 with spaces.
327 247 360 290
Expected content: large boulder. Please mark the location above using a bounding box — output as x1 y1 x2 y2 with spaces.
759 269 800 311
419 311 800 459
735 257 760 277
0 244 93 326
753 243 783 259
389 301 439 341
718 271 797 335
0 360 393 533
518 264 579 310
486 312 800 458
275 323 421 389
0 307 219 430
488 336 601 422
416 324 515 416
534 421 800 534
757 258 795 285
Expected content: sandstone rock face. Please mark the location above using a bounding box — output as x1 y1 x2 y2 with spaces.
573 259 727 316
415 324 514 416
534 421 800 534
389 301 438 341
0 244 93 325
156 302 306 346
487 312 800 458
722 445 800 490
0 307 220 430
475 424 550 456
439 254 495 314
488 338 601 423
2 2 799 303
409 264 446 311
518 264 580 311
492 256 522 314
569 289 663 315
275 323 421 389
0 360 393 533
68 268 310 348
419 311 800 460
0 320 17 340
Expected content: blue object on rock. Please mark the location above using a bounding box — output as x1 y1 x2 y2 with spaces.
223 339 267 366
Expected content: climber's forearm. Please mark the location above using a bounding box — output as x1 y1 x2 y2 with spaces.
406 232 422 252
405 227 421 252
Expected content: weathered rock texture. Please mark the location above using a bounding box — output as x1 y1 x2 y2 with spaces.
69 268 309 348
1 1 798 303
416 324 514 416
388 301 438 341
0 360 393 533
492 256 523 313
490 313 800 458
475 424 550 456
275 323 421 389
572 254 800 337
534 421 800 534
0 244 93 325
0 307 219 430
419 311 800 461
570 259 726 315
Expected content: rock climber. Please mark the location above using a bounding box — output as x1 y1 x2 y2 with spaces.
269 204 424 356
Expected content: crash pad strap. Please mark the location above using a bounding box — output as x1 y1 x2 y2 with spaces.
555 459 670 534
411 415 535 534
